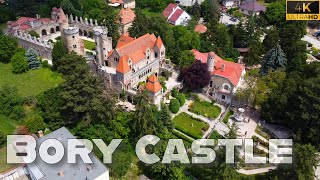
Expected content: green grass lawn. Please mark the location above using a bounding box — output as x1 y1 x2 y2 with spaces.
189 101 221 119
0 63 63 97
0 114 17 135
173 113 209 139
83 40 96 51
209 130 224 140
0 115 18 173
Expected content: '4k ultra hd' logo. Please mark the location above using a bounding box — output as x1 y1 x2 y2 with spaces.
286 0 320 20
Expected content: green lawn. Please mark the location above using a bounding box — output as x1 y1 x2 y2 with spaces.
0 63 63 97
189 101 221 119
173 113 209 139
0 114 17 135
0 115 18 173
209 130 224 140
83 40 96 51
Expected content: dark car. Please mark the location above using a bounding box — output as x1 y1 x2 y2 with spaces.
230 17 237 22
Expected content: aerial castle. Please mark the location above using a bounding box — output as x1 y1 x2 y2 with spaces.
7 8 112 61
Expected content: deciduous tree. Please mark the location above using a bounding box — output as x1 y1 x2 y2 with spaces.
180 60 211 89
11 51 29 74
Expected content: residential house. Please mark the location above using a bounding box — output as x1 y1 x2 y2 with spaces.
108 0 136 8
222 0 240 9
25 127 110 180
117 8 136 35
192 49 246 104
239 0 266 15
162 3 191 26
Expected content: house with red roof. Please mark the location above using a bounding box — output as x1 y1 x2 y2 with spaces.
162 3 191 26
105 33 165 104
192 49 246 104
117 8 136 35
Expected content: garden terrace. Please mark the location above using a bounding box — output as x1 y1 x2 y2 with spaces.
189 101 221 119
173 112 209 139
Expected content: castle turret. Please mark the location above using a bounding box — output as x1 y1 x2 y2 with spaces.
93 26 113 65
58 8 69 42
63 27 84 56
207 52 215 72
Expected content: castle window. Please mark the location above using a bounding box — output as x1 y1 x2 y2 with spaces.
210 81 213 87
161 51 164 56
73 45 77 48
224 84 230 90
103 48 106 50
114 57 119 62
155 52 158 58
72 36 75 39
222 95 226 100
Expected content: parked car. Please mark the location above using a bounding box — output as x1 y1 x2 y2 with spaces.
230 17 237 22
313 31 320 37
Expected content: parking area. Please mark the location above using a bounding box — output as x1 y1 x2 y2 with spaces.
220 13 239 25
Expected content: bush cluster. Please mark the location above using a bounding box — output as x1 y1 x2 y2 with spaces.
169 98 180 114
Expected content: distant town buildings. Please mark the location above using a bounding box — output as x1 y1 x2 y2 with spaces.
192 49 246 104
222 0 240 9
108 0 136 9
239 0 266 16
25 127 110 180
117 8 136 35
162 3 191 26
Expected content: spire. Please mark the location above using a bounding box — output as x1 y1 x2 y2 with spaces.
58 8 68 24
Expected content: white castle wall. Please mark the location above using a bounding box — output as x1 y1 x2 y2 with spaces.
13 32 53 60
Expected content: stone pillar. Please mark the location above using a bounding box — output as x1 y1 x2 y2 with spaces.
70 14 74 23
75 16 78 23
90 19 93 26
95 19 98 26
85 18 88 25
80 17 83 23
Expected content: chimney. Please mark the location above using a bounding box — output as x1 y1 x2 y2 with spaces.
222 64 225 71
58 170 64 177
38 130 44 137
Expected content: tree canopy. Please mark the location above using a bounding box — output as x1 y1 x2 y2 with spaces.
180 60 211 89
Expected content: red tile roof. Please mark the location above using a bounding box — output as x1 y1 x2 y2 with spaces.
194 24 207 34
116 34 135 48
112 33 161 64
168 8 183 23
116 55 130 73
162 3 177 18
118 8 136 25
146 75 162 93
154 36 163 49
192 49 245 86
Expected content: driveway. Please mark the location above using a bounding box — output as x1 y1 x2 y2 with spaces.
220 14 239 25
302 35 320 49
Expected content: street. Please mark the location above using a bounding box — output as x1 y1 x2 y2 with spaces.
302 35 320 49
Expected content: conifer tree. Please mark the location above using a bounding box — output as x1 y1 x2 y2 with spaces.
261 44 287 75
25 48 40 69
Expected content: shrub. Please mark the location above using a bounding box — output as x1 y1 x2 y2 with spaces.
42 60 50 68
161 70 172 80
24 114 46 133
11 51 29 74
0 86 24 120
0 130 5 147
176 93 186 106
28 30 40 38
169 98 180 113
171 87 179 97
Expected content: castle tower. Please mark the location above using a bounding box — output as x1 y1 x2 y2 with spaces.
63 27 85 56
93 26 113 65
58 8 69 41
207 52 215 72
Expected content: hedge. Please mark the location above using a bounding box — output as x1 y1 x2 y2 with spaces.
176 93 186 106
169 98 180 113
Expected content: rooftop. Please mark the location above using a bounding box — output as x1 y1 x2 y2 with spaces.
118 8 136 25
26 127 108 180
146 75 162 93
192 49 245 86
239 0 266 12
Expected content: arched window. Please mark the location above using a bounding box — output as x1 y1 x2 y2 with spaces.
222 95 226 100
223 84 230 90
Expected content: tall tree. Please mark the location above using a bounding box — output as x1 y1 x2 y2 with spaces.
293 144 318 179
0 35 18 63
11 51 29 74
201 0 220 23
263 27 280 52
52 40 67 70
133 90 158 138
261 44 287 75
180 60 211 89
52 53 115 126
177 50 195 68
159 103 173 130
244 40 263 66
25 48 40 69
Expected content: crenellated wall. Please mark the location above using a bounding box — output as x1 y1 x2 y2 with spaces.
13 31 53 60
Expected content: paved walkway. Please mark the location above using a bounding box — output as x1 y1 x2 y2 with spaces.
237 166 277 175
